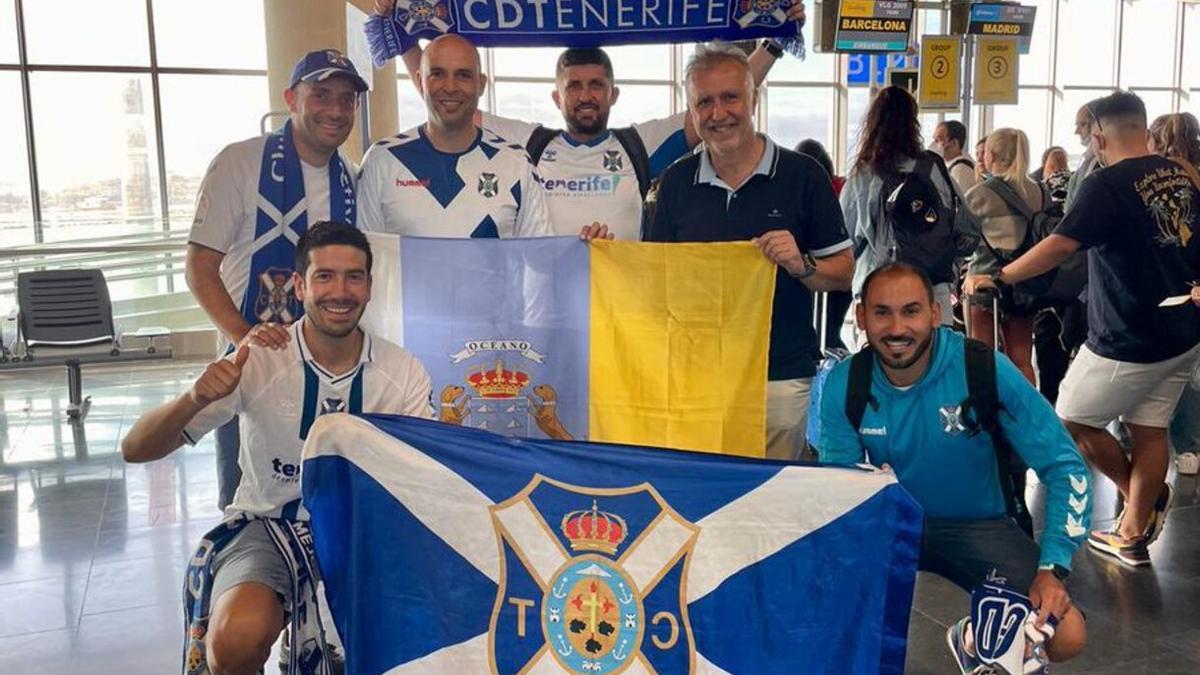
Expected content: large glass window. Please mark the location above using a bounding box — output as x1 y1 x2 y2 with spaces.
1021 0 1056 86
1119 0 1178 88
0 72 33 244
152 0 266 69
23 0 150 66
0 1 17 64
607 84 672 127
493 82 564 128
1057 0 1118 86
606 45 671 81
397 78 428 129
992 88 1053 158
158 74 269 229
30 72 162 241
766 86 835 153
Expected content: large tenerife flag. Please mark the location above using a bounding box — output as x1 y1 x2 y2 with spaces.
302 414 923 675
362 235 775 457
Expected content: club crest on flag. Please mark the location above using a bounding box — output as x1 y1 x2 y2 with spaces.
255 266 298 323
488 477 698 674
394 0 453 35
735 0 790 28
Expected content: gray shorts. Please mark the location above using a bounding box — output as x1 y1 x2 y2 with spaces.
918 517 1040 594
210 520 294 609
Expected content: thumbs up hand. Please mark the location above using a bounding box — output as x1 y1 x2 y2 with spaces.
190 345 250 407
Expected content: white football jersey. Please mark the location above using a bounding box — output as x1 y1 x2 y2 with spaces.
483 112 691 240
357 126 552 238
183 321 434 520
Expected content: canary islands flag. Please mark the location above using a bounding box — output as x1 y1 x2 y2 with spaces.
302 414 923 675
362 236 775 457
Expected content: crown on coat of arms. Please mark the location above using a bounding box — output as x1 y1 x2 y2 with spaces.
467 360 529 398
560 500 628 555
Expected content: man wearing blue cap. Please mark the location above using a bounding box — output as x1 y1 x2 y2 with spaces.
185 49 369 514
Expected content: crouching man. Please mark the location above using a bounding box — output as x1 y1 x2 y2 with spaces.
818 263 1088 674
122 222 432 675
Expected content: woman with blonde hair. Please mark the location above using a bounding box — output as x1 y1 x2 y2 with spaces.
963 127 1047 385
1149 112 1200 166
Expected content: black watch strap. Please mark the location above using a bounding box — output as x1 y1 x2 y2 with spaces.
760 38 784 59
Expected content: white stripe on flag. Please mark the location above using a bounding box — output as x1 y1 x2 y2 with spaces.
685 465 896 604
361 232 405 347
619 511 695 595
696 652 734 674
493 499 569 589
382 633 488 674
523 651 571 674
303 415 500 583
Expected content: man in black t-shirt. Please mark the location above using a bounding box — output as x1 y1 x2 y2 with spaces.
969 91 1200 567
646 44 853 460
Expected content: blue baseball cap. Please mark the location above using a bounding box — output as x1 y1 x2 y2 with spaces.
289 49 369 93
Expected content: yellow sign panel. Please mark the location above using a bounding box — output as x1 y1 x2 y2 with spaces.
840 0 878 17
974 36 1019 105
919 35 961 111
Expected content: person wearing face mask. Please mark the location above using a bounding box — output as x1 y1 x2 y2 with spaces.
1064 100 1104 212
933 120 978 194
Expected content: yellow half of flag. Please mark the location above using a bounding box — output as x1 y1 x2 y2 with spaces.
588 240 775 457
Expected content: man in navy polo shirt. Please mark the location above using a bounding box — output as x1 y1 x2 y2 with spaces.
646 43 853 460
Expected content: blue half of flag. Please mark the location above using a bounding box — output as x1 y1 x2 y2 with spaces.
302 414 923 674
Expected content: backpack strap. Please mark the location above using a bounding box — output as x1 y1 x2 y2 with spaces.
962 338 1030 532
845 349 879 432
1170 157 1200 193
948 156 975 171
525 126 561 165
926 150 960 216
612 127 653 200
983 177 1037 221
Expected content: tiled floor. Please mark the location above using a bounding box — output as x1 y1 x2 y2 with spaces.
1 360 1198 674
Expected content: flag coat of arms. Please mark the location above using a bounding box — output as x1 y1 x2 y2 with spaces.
362 235 776 457
302 414 923 675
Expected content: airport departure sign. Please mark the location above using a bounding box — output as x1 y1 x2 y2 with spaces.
968 2 1037 54
835 0 914 53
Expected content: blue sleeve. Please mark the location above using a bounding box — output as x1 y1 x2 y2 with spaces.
817 362 867 465
994 354 1091 570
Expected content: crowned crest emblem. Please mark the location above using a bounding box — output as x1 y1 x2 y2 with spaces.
734 0 789 28
602 150 623 173
940 404 967 436
489 477 698 674
254 266 298 324
394 0 453 34
478 172 499 198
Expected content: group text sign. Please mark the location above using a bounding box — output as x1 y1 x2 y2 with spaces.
387 0 802 46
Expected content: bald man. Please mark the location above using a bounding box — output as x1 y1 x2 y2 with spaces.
358 35 553 238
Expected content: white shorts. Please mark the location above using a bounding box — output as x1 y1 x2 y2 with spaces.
1056 343 1200 429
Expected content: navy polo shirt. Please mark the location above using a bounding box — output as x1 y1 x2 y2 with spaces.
645 136 850 380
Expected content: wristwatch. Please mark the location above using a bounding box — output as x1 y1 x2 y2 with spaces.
1039 563 1070 582
794 251 818 279
989 269 1010 290
760 38 785 59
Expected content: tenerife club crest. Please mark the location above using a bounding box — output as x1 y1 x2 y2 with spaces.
393 0 453 35
479 172 500 198
602 151 623 173
254 266 299 323
489 477 698 674
734 0 790 28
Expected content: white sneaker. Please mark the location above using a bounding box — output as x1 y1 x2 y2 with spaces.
1178 452 1199 476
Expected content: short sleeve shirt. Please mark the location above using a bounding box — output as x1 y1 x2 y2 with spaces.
646 136 852 379
356 125 553 238
183 321 434 519
482 112 691 240
187 135 342 353
1055 154 1200 363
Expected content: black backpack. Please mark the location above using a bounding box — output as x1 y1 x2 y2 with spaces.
843 339 1033 536
870 152 961 284
982 177 1087 309
526 126 653 200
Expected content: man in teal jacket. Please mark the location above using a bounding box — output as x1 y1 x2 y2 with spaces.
819 262 1088 672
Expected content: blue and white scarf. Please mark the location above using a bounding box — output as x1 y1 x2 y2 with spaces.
366 0 806 67
182 514 335 675
243 119 357 328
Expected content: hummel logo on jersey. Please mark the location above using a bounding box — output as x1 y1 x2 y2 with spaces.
395 178 431 188
603 150 623 172
478 172 499 198
767 208 784 218
860 426 888 437
271 457 301 484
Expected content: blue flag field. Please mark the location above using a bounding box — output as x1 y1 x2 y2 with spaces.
301 414 923 674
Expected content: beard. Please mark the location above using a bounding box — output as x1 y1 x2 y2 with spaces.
565 106 609 136
871 330 935 371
